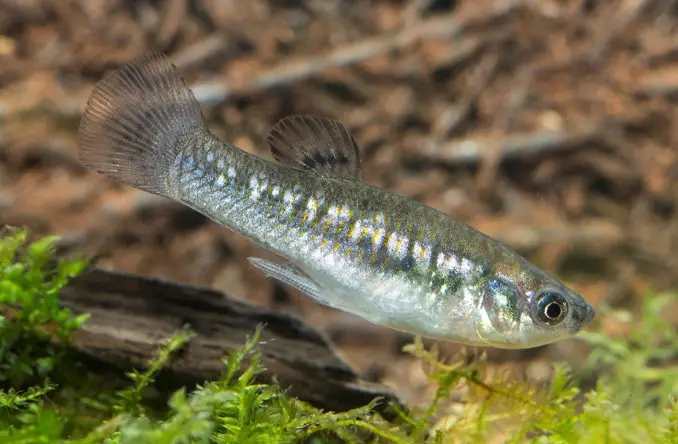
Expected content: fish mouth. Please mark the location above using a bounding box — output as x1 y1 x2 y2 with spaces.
583 303 596 324
568 300 596 334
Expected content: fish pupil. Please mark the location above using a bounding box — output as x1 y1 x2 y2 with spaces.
544 302 561 319
535 291 568 325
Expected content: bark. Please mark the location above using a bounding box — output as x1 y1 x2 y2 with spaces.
58 267 401 412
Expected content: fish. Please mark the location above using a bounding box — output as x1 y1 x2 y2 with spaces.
77 51 595 349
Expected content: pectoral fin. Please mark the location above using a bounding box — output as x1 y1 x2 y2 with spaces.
247 257 344 310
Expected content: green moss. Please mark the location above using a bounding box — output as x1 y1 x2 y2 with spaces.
0 228 89 386
0 227 677 443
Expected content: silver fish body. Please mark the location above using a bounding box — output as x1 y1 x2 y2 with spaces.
78 51 595 349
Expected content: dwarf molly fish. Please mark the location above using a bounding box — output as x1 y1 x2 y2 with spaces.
77 51 595 349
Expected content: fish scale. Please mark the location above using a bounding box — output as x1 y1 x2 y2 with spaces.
174 142 532 336
77 51 595 349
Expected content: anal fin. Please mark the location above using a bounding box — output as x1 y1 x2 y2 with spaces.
247 257 343 310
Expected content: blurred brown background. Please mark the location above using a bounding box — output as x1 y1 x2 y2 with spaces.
2 0 678 406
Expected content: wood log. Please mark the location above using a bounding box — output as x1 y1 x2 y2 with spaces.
58 267 402 412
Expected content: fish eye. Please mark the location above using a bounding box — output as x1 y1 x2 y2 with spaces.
534 290 568 325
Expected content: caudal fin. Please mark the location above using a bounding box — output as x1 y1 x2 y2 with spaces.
77 51 207 196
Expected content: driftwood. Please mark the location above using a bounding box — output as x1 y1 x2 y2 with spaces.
58 267 401 412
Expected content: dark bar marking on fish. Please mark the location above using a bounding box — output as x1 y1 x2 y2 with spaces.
78 51 210 197
267 115 363 180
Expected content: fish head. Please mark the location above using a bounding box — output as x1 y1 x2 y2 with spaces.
473 257 595 349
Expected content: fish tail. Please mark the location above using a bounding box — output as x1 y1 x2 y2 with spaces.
77 51 208 197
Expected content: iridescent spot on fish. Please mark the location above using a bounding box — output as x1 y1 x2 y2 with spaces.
314 194 327 211
283 189 295 204
413 241 432 266
248 175 262 201
282 186 304 217
360 224 371 240
387 232 409 259
182 154 195 172
371 228 385 250
271 185 280 198
206 151 215 163
460 257 474 276
436 252 459 274
349 220 362 240
189 164 207 181
303 197 319 223
307 197 319 211
283 185 302 205
332 209 350 234
217 158 225 170
326 205 341 221
322 204 352 231
215 174 225 188
435 251 483 278
227 167 236 178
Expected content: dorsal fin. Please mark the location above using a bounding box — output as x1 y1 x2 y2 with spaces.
266 115 363 180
